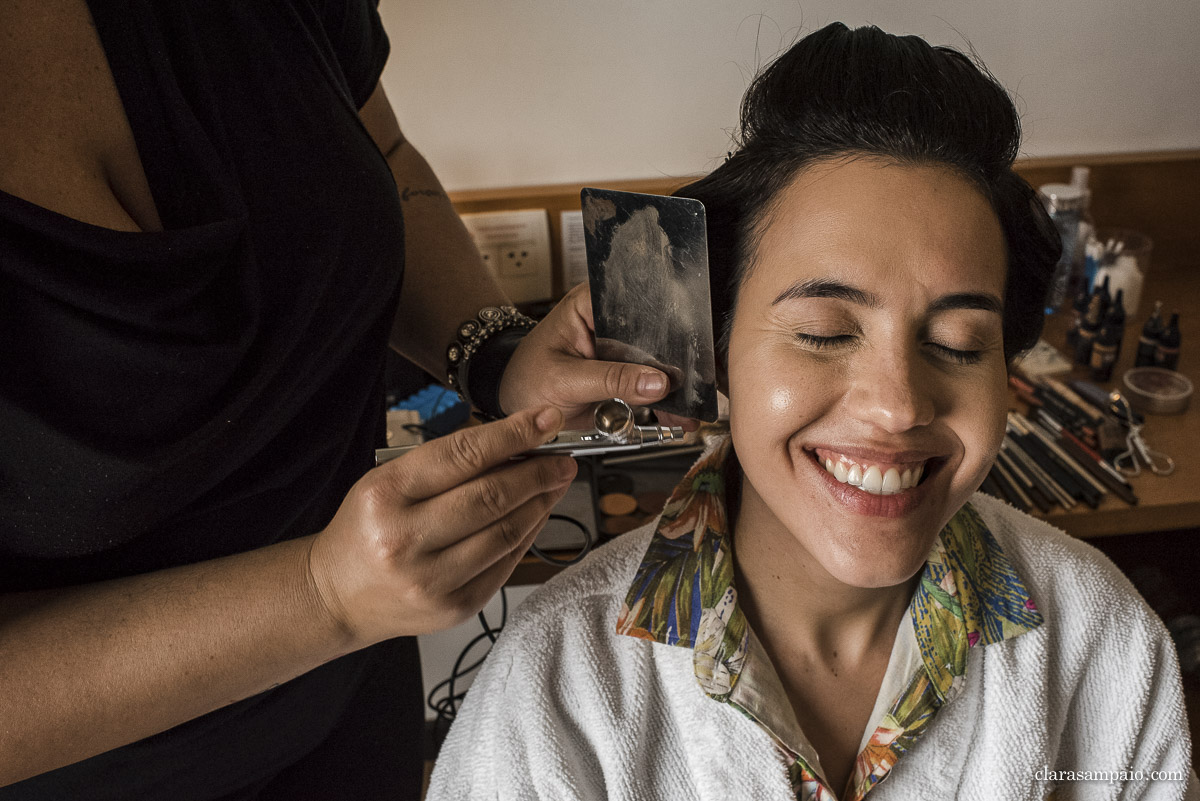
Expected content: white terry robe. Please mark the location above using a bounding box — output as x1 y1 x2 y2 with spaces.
427 492 1199 801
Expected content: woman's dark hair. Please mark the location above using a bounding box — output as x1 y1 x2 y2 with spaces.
675 23 1060 364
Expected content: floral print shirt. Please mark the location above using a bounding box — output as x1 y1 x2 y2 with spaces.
617 437 1044 800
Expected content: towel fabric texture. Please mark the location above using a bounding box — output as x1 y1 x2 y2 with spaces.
428 491 1197 800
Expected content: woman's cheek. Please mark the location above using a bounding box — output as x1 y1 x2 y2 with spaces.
767 385 798 418
950 365 1009 488
732 344 800 420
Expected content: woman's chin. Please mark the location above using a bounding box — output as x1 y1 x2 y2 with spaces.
817 544 931 590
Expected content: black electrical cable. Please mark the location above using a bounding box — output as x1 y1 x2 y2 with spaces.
427 587 508 739
528 513 593 567
427 512 594 738
476 580 508 643
426 628 492 742
401 422 442 440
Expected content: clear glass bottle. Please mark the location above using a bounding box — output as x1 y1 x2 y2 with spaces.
1070 166 1098 291
1039 183 1090 314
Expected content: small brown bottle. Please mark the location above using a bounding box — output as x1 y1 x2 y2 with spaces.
1154 312 1181 371
1096 274 1112 320
1090 317 1121 381
1066 286 1090 352
1074 293 1103 366
1135 301 1165 367
1106 289 1126 362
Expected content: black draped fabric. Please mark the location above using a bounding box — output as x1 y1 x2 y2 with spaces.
0 1 423 797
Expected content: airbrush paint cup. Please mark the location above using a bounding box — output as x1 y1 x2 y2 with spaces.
593 398 637 443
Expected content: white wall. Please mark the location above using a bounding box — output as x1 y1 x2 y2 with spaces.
378 0 1200 192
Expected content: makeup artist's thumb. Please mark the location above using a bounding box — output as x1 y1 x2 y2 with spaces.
575 360 670 405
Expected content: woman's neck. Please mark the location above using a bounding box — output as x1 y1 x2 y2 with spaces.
731 476 920 667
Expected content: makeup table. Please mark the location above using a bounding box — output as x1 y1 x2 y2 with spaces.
1025 263 1199 540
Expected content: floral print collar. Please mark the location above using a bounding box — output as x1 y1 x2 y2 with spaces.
617 436 1043 800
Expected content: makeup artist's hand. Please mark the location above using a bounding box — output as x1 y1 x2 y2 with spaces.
306 406 577 646
498 283 701 430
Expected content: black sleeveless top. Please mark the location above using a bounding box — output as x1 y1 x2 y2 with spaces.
0 1 422 797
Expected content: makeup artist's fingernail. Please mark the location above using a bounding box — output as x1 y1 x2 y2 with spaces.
638 372 667 396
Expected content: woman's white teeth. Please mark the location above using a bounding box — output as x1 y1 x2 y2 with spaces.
861 466 883 493
823 457 924 495
881 467 901 493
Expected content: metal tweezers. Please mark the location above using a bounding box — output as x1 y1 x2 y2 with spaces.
1110 391 1175 477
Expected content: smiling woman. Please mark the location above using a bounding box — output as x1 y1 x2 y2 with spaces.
426 23 1198 801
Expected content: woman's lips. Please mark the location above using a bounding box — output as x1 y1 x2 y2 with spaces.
805 447 943 518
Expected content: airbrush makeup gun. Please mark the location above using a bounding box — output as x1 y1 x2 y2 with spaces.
374 398 686 465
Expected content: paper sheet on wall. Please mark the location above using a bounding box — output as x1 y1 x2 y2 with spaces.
560 210 588 292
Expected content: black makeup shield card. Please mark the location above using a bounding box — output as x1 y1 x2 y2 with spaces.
582 188 718 422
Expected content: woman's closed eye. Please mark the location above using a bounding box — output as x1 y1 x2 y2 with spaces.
924 342 984 365
794 331 987 365
794 332 856 350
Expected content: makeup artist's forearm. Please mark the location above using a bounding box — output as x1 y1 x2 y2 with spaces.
385 139 510 375
0 535 353 787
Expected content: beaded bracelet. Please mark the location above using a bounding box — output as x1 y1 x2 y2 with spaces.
446 306 537 414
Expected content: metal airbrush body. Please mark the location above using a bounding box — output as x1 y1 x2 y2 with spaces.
374 399 687 466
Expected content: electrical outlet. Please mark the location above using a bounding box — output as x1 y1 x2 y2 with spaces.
475 243 502 277
460 209 553 303
497 244 533 277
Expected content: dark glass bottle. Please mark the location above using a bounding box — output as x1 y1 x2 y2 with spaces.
1090 318 1121 381
1106 289 1126 362
1066 286 1090 352
1154 312 1181 370
1135 301 1165 367
1097 275 1112 320
1074 293 1103 367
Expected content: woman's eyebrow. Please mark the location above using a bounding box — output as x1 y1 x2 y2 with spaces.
772 279 1002 316
772 279 878 307
928 292 1004 315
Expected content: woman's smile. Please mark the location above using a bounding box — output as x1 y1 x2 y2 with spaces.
811 447 932 495
803 444 945 519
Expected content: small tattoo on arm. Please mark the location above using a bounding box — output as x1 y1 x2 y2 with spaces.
400 187 445 203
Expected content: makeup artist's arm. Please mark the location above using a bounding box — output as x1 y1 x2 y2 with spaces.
359 83 677 427
0 408 575 787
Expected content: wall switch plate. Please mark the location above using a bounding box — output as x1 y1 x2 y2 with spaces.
460 209 553 304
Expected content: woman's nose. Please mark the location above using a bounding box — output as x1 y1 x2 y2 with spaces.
844 349 936 434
